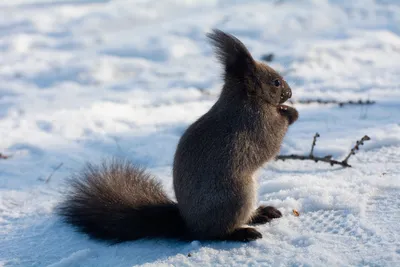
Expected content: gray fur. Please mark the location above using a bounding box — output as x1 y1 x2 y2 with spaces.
173 29 298 240
57 29 298 243
57 159 185 243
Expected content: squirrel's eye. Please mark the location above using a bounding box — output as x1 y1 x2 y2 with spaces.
273 79 281 87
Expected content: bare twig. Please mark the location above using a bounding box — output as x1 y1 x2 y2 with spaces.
341 135 371 166
0 153 11 159
276 134 371 168
288 99 376 107
309 132 320 157
275 0 285 5
45 163 63 183
276 154 351 167
261 53 274 62
195 88 376 109
196 87 213 96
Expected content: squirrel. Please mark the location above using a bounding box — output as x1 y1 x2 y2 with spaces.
57 29 299 243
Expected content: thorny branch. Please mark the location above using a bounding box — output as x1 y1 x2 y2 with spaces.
288 99 376 107
276 134 371 168
341 136 371 166
45 163 64 183
195 87 376 109
0 153 11 160
309 132 320 157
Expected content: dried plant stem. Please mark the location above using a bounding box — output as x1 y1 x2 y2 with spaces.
0 153 11 159
341 135 371 166
309 133 320 157
289 99 375 107
276 134 371 168
45 163 64 183
277 154 350 167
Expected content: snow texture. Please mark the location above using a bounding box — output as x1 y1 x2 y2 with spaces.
1 0 400 266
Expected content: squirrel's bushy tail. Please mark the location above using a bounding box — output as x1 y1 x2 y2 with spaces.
57 159 185 243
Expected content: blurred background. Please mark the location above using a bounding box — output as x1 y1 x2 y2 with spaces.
0 1 399 266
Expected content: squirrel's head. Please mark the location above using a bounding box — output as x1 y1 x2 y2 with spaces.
207 29 292 105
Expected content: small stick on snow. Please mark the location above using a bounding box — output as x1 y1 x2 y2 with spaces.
341 135 371 166
45 163 63 183
0 153 11 159
276 134 371 168
276 154 348 167
288 99 376 107
309 132 320 157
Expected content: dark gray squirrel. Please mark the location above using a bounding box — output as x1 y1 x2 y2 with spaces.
57 29 299 243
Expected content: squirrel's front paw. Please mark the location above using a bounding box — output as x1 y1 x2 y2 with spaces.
278 105 298 125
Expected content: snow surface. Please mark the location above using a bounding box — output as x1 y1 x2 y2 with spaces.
1 0 400 266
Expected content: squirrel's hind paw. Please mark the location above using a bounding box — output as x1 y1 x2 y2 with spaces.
222 227 262 242
248 206 282 225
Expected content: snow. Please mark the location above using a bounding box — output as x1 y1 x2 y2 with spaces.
0 0 399 266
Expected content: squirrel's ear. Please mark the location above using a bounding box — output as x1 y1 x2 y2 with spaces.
207 29 255 80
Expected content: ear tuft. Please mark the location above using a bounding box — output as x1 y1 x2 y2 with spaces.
207 29 255 80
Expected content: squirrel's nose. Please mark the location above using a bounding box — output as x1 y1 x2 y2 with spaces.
280 87 292 104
